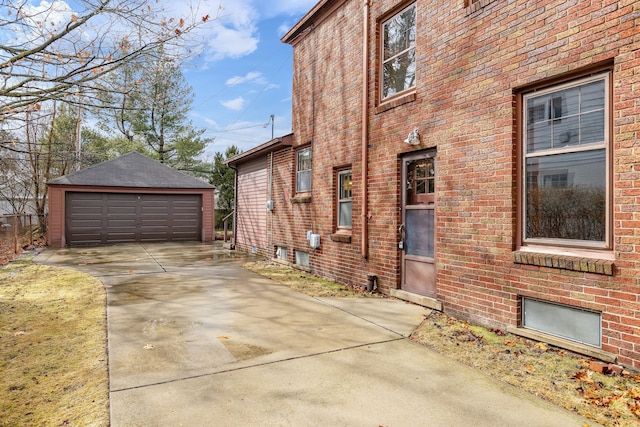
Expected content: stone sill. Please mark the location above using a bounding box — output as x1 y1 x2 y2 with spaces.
390 289 443 311
507 327 617 364
376 92 416 114
512 251 614 276
330 233 351 243
291 195 312 204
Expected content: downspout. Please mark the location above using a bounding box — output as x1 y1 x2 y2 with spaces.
361 0 370 260
269 151 274 256
230 164 238 247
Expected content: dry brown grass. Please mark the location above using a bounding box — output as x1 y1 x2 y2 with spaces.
244 260 383 298
248 260 640 427
0 255 109 427
411 311 640 427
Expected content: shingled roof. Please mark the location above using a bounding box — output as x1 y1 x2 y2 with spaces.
48 152 214 189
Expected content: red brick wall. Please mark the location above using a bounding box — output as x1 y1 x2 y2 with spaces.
284 0 370 284
47 186 65 248
278 0 640 367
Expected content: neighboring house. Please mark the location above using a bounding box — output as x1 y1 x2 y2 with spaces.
47 152 215 247
226 135 293 256
231 0 640 368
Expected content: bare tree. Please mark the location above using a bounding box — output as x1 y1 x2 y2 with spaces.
0 131 31 215
0 0 214 121
0 0 217 231
24 103 78 230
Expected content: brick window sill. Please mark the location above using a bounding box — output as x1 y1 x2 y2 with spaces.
330 233 351 243
376 92 416 114
292 195 312 204
512 251 615 276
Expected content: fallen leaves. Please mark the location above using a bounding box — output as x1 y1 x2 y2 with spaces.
410 311 640 427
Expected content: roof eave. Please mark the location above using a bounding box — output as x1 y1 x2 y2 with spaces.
281 0 347 45
226 134 293 167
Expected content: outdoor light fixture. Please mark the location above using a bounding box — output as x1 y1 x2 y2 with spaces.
404 128 420 145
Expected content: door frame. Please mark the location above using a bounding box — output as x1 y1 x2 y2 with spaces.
400 149 437 298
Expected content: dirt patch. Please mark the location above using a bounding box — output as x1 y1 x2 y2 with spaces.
221 340 272 362
0 254 109 426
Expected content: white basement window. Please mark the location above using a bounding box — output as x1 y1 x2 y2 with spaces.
522 297 601 347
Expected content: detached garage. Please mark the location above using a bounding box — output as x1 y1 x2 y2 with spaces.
47 152 215 247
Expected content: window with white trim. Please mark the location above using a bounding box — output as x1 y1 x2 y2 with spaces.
522 73 609 248
337 169 352 229
381 3 416 101
296 147 312 192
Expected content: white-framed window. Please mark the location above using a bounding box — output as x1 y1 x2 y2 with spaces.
381 3 416 101
337 169 352 229
275 246 287 260
522 72 609 248
296 147 312 192
295 250 309 267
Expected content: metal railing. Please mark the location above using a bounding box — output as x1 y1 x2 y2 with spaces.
221 210 235 249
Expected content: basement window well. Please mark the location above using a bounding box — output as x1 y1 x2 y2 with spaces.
522 297 601 347
276 246 287 260
295 250 310 268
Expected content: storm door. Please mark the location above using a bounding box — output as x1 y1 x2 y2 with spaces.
400 150 436 298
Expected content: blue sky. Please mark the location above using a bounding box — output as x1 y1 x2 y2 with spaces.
1 0 316 160
182 0 317 160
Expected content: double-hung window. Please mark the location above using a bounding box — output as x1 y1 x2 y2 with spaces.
381 3 416 101
337 169 352 229
522 72 610 249
296 147 312 192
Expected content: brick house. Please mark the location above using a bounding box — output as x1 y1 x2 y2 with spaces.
229 0 640 367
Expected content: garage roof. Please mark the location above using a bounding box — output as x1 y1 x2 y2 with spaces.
48 152 214 189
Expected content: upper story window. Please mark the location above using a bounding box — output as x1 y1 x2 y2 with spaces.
381 3 416 101
521 72 610 249
296 147 312 192
337 169 352 229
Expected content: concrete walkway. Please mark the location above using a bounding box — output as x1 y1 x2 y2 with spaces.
36 242 598 426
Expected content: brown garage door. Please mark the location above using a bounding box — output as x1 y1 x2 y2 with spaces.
65 192 202 245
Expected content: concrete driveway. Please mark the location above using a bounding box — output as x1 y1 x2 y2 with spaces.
36 242 596 426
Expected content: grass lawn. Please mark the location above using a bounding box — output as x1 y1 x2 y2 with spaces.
0 254 109 427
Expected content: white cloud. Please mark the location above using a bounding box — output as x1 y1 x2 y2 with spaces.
190 111 219 127
199 0 260 61
226 71 265 86
223 71 279 93
195 0 318 62
221 96 245 111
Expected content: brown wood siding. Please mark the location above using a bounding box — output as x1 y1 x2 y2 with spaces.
236 158 268 250
201 190 215 242
65 192 202 245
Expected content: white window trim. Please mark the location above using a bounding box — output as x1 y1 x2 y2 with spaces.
337 169 352 230
296 147 312 193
